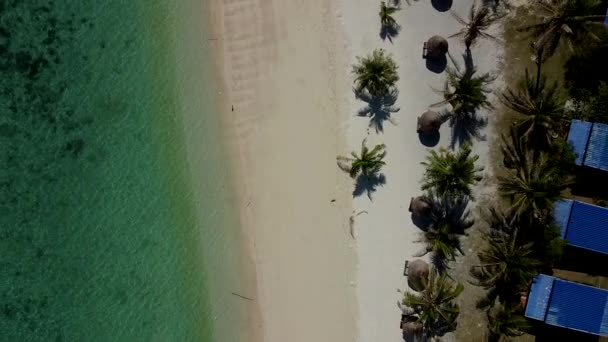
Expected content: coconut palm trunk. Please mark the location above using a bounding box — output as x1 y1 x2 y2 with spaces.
535 47 544 93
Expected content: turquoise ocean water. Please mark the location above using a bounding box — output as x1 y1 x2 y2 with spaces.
0 1 243 341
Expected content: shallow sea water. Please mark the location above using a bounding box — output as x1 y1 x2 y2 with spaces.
0 1 241 341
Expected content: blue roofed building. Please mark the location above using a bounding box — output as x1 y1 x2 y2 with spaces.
567 120 608 171
525 274 608 336
553 200 608 255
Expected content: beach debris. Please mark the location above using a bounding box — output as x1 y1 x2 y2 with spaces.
231 292 254 301
348 210 368 239
331 199 336 203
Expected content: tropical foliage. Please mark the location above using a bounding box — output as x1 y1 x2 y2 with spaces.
520 0 605 60
338 139 387 179
421 143 483 199
471 209 540 309
450 1 500 48
487 304 530 342
497 153 573 221
417 192 473 271
437 64 494 116
501 70 565 150
352 49 399 97
402 271 464 339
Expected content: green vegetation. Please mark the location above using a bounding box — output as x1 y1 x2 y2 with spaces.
466 0 607 338
420 144 483 199
402 271 464 339
519 0 606 92
342 1 605 338
352 49 399 97
498 153 573 221
338 139 387 179
501 70 565 150
437 63 494 118
418 192 474 271
471 209 540 309
450 1 500 49
486 304 530 342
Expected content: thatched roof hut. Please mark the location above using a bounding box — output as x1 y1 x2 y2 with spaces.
402 320 423 336
426 35 448 59
417 110 442 134
409 196 432 216
407 259 430 292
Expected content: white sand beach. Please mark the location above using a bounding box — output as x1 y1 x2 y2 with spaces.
338 0 502 340
207 0 504 340
208 0 357 341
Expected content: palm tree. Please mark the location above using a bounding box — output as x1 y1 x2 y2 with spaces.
418 222 465 271
470 212 540 308
436 64 494 116
519 0 605 89
352 49 399 97
449 1 500 49
402 271 464 339
498 154 573 221
500 126 529 171
337 139 387 179
417 192 473 271
421 143 484 199
487 304 530 342
501 70 565 150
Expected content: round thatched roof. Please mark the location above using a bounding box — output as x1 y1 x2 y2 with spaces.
426 35 448 58
407 259 430 292
409 196 432 216
401 320 423 338
417 110 442 133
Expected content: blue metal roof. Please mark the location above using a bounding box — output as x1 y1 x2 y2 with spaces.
585 122 608 171
567 120 608 170
526 274 608 336
567 119 592 166
552 200 608 254
525 274 555 320
567 201 608 254
553 200 573 239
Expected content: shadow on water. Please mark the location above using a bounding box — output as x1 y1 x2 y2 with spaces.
355 88 400 133
380 22 401 43
425 55 447 73
353 173 386 200
431 0 453 12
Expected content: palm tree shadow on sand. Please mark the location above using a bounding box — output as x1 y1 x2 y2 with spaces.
448 110 488 149
355 89 400 133
353 174 386 200
380 22 401 43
